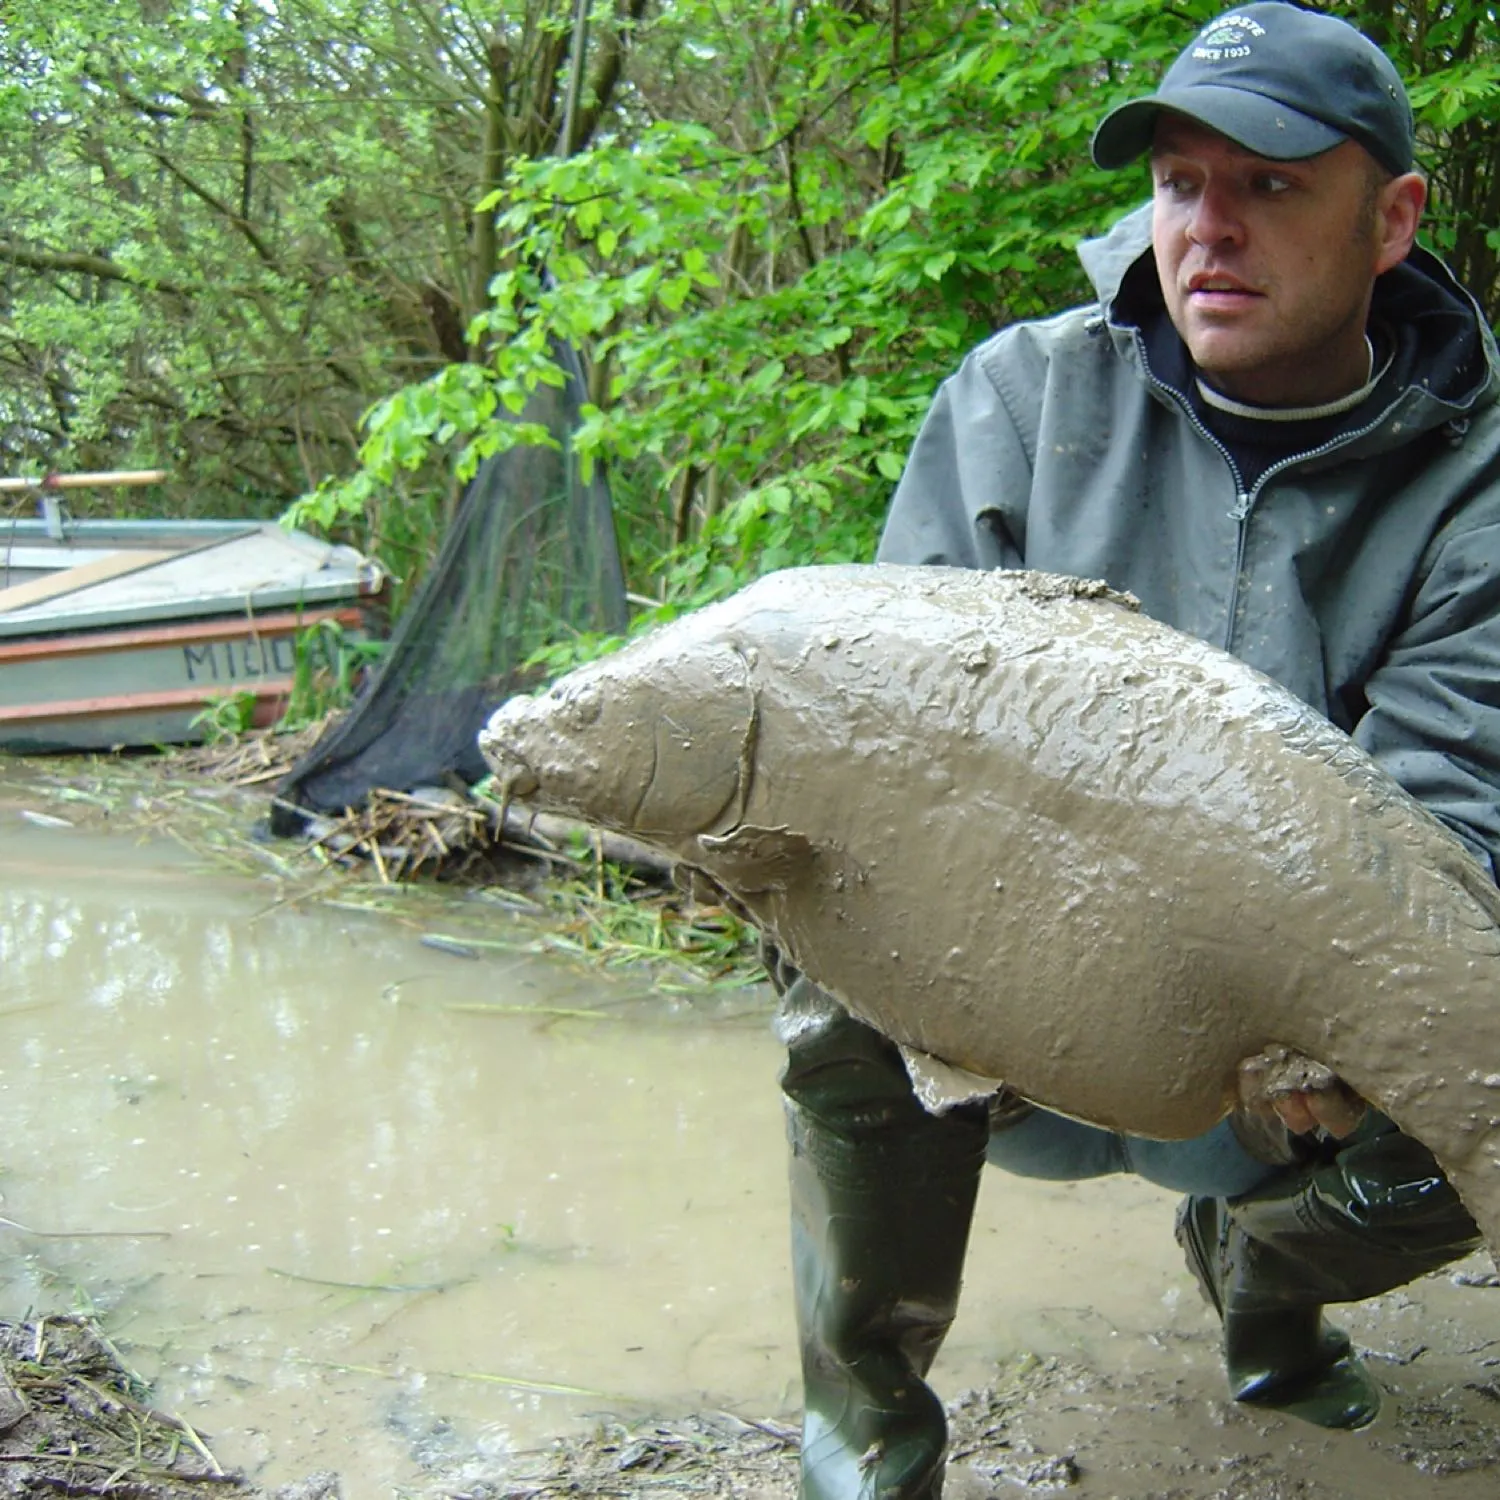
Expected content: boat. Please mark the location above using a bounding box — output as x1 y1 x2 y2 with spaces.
0 508 386 753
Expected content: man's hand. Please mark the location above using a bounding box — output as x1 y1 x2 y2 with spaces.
1266 1084 1367 1137
1237 1046 1368 1139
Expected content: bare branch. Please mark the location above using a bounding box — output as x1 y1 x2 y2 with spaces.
143 145 278 265
0 241 191 298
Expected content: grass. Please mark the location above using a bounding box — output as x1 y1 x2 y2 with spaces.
0 748 767 995
0 1314 239 1494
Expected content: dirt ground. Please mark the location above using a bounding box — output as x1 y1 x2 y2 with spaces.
4 748 1500 1497
0 1314 260 1499
8 1292 1500 1500
441 1278 1500 1499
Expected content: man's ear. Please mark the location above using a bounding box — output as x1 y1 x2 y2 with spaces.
1375 172 1427 275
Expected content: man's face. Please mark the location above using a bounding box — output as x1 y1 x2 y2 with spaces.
1150 118 1410 407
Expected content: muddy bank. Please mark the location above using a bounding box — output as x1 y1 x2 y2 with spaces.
499 1279 1500 1499
5 1286 1499 1500
0 1314 263 1499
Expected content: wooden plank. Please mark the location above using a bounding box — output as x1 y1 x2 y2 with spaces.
0 469 167 493
0 550 177 615
0 606 368 663
0 679 291 725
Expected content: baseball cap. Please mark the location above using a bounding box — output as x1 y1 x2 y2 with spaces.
1091 3 1414 176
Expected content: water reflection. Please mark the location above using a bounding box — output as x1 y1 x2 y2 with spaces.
0 816 793 1491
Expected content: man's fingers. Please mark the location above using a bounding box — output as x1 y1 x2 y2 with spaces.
1238 1046 1369 1139
1281 1081 1367 1139
1270 1092 1323 1136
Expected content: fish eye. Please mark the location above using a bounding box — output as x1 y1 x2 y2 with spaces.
558 682 603 728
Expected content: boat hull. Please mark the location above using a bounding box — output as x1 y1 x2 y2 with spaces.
0 606 374 752
0 520 385 752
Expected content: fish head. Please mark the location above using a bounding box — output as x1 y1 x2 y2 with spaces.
478 630 758 845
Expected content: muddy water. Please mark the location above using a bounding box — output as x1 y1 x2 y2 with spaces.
2 806 1498 1498
0 813 800 1491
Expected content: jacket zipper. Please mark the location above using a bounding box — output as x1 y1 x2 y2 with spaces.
1127 342 1249 651
1127 328 1417 654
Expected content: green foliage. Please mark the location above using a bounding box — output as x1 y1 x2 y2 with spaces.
318 0 1196 604
278 618 387 730
10 0 1500 622
1 0 644 532
1382 4 1500 314
190 690 259 744
520 629 627 681
2 0 391 508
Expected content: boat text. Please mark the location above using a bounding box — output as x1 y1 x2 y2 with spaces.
183 635 299 683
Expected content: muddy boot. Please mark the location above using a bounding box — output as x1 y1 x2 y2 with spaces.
780 976 988 1500
1176 1125 1482 1431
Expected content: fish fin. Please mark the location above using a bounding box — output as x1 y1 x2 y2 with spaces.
899 1046 1009 1114
671 863 757 927
695 823 816 892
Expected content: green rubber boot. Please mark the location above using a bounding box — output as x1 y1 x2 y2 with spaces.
780 976 988 1500
1177 1123 1482 1431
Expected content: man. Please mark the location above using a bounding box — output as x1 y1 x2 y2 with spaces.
779 5 1500 1497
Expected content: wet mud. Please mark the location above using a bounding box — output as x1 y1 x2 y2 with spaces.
496 1243 1500 1499
2 766 1499 1497
0 1314 251 1498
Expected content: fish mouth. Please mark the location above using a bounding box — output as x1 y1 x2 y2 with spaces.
491 757 539 801
507 767 539 799
477 707 541 799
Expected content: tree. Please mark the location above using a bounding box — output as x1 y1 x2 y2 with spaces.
0 0 644 554
299 0 1190 600
6 0 1499 609
1376 0 1500 314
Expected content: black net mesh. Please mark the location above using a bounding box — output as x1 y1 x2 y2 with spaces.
270 339 628 833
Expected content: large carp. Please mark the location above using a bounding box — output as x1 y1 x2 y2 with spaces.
479 564 1500 1259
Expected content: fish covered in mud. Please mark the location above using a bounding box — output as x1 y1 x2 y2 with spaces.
479 564 1500 1260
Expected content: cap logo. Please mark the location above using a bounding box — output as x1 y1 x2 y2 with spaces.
1192 13 1266 62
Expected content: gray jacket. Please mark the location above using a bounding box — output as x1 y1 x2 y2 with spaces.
880 204 1500 877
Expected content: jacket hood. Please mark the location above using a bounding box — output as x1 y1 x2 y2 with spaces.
1077 202 1499 421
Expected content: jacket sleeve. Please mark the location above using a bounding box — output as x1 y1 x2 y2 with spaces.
876 339 1031 569
1353 503 1500 881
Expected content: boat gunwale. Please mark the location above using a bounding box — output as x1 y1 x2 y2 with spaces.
0 605 369 662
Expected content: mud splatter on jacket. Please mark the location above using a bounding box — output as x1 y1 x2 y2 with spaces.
880 204 1500 877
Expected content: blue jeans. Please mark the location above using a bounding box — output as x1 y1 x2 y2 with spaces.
986 1107 1286 1199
